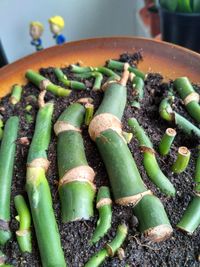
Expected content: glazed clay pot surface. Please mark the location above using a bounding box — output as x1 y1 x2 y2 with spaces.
1 36 200 98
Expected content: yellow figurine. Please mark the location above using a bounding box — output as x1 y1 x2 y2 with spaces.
49 16 66 45
29 21 44 51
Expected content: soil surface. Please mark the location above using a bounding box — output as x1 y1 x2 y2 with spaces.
0 52 200 267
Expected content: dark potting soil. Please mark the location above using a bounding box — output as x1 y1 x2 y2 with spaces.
0 52 200 267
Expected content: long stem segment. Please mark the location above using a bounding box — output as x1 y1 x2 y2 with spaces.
107 59 145 79
14 195 32 253
90 186 112 244
10 84 22 105
128 118 176 196
25 70 71 97
174 77 200 123
0 116 19 245
88 68 172 242
54 68 86 90
26 102 66 267
159 96 200 138
177 195 200 234
54 103 95 222
85 224 128 267
171 147 191 174
159 128 177 156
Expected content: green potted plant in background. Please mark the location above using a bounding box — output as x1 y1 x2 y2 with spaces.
159 0 200 52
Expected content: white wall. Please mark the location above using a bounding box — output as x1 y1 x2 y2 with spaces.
0 0 145 63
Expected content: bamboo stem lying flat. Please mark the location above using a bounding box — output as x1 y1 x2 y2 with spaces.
14 195 32 253
0 116 19 245
25 69 71 97
128 118 176 196
26 102 66 267
90 186 112 244
174 77 200 123
10 84 22 105
85 224 128 267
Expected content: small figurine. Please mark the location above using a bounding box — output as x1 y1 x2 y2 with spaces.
30 21 44 51
49 16 66 45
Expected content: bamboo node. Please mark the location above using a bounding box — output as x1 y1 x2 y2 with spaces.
39 79 51 90
54 121 81 136
102 80 119 92
0 219 10 231
184 92 199 106
96 198 112 209
38 90 46 108
144 224 173 243
115 190 152 206
88 113 122 141
27 158 50 172
16 229 31 237
166 128 177 137
59 165 95 188
140 146 156 155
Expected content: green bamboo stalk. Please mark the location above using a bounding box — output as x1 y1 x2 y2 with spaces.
128 118 176 196
90 186 112 244
0 116 19 245
194 146 200 194
71 65 120 80
85 103 94 126
55 103 95 222
107 59 145 79
159 128 177 156
133 195 173 242
159 96 200 138
25 69 71 97
0 120 3 141
177 195 200 234
85 224 128 267
174 77 200 123
10 84 22 105
89 69 172 241
26 102 66 267
54 68 86 90
171 147 191 174
14 195 32 253
73 72 103 90
132 76 144 100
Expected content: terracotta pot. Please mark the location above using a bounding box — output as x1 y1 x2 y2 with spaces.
0 37 200 98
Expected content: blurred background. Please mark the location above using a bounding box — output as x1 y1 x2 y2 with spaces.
0 0 155 64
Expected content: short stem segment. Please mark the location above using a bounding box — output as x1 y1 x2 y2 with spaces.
159 128 177 156
128 118 176 196
85 224 128 267
90 186 112 244
10 84 22 105
172 147 191 174
25 69 71 97
0 116 19 245
14 195 32 253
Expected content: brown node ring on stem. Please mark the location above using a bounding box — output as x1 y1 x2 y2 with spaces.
27 158 50 172
39 79 51 91
140 146 156 155
144 224 173 243
96 198 112 209
38 90 47 108
16 229 31 237
77 97 94 104
59 165 95 187
119 63 130 86
166 128 177 137
184 92 200 106
0 219 10 231
54 121 81 136
101 80 120 92
115 190 152 206
88 113 122 141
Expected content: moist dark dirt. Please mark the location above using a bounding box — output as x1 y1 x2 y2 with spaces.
0 52 200 267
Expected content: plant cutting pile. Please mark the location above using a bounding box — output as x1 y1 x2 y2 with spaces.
0 52 199 267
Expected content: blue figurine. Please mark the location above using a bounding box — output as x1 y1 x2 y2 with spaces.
30 21 44 51
49 16 66 45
